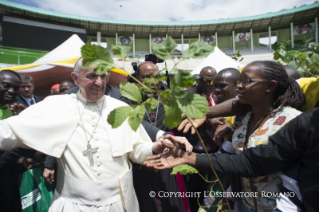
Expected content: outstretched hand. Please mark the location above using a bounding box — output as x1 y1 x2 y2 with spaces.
177 116 206 134
213 122 232 141
10 103 26 115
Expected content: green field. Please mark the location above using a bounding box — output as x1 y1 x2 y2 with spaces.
0 45 47 65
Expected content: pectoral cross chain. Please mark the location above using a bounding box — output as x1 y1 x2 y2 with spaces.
83 144 98 166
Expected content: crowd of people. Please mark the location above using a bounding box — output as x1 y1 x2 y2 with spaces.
0 57 317 212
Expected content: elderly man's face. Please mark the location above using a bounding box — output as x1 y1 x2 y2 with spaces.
0 73 20 104
72 65 109 102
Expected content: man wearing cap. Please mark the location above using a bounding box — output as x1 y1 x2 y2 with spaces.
51 84 60 95
0 58 189 212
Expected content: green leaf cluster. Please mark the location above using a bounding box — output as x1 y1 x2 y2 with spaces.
273 41 319 77
109 69 208 130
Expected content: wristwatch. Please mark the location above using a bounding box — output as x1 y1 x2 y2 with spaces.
17 156 25 164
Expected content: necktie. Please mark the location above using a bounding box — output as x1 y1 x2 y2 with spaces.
30 99 34 105
206 96 212 107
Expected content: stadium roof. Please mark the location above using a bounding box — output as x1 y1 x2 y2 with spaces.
0 0 318 38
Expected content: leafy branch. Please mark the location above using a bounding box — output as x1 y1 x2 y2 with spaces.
80 37 231 211
273 40 319 77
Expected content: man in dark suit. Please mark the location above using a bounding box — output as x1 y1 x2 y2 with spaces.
11 75 44 107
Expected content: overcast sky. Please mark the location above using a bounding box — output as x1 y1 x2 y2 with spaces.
8 0 317 22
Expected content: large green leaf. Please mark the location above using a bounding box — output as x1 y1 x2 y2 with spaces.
83 59 114 75
119 82 142 103
128 105 145 131
163 36 178 53
152 37 177 61
81 43 113 66
173 69 195 88
111 45 132 61
176 93 209 118
171 164 198 175
163 101 182 129
152 45 173 60
107 106 134 128
144 97 159 113
183 41 215 59
159 90 171 103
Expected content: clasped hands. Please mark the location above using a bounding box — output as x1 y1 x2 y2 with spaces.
147 135 196 170
151 134 193 154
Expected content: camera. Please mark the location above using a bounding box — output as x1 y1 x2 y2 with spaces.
145 54 164 64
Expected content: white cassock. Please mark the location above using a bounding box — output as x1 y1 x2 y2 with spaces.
0 91 154 212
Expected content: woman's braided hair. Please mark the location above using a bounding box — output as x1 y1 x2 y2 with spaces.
249 61 305 110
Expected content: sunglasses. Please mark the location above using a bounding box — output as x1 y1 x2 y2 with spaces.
199 77 214 85
237 79 270 86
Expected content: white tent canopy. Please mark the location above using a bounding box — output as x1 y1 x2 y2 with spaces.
191 47 243 75
7 35 85 96
33 34 84 64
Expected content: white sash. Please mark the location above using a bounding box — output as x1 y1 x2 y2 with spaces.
55 165 139 212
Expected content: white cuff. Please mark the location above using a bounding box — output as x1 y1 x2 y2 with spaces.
155 130 165 141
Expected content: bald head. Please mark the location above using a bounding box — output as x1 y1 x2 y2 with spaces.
136 62 159 83
199 66 217 79
197 66 217 95
217 68 240 82
285 67 300 80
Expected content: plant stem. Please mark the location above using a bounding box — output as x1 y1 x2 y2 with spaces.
129 75 153 93
186 117 232 212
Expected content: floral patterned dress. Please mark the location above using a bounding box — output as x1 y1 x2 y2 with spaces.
232 106 301 212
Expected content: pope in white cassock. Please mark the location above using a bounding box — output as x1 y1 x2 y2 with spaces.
0 58 191 212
